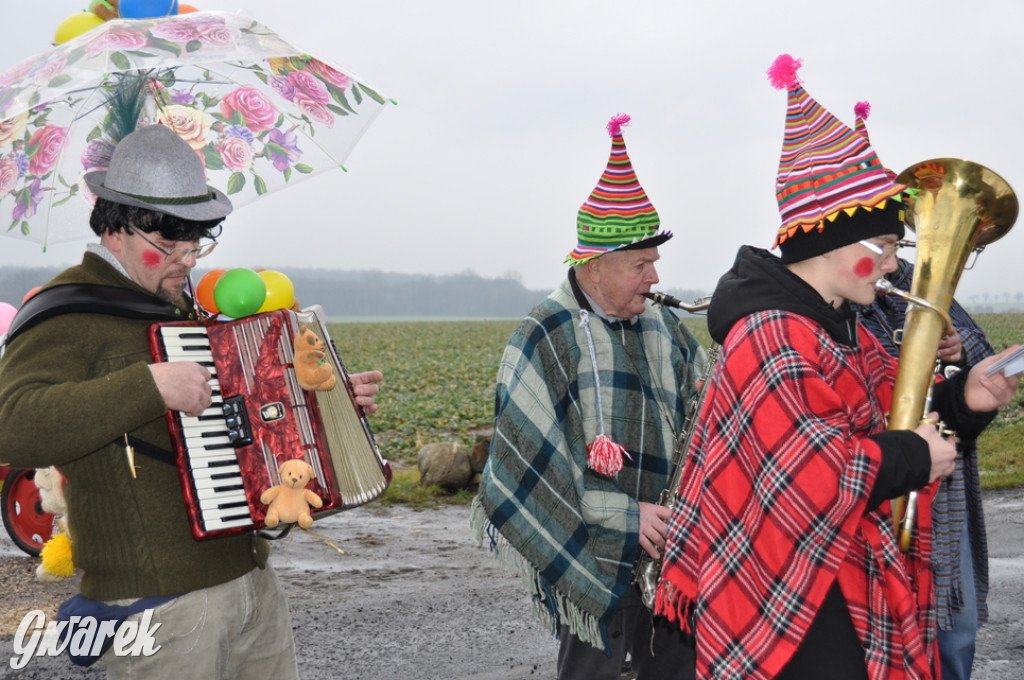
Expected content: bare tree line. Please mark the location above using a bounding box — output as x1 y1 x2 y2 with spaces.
0 266 710 319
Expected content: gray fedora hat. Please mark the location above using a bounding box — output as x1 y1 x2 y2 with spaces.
83 124 233 221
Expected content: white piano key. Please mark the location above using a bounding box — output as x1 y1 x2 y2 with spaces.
179 406 228 427
188 455 240 470
183 437 235 452
189 461 241 476
191 476 242 492
195 484 246 500
201 515 253 531
184 432 232 446
198 491 248 511
160 327 211 339
160 342 210 352
182 422 231 436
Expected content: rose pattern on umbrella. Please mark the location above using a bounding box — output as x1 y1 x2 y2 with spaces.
0 156 20 197
0 113 72 234
216 135 254 173
219 87 279 134
156 104 215 150
0 97 86 233
80 138 115 172
0 12 387 239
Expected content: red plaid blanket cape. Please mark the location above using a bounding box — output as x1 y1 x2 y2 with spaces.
655 310 938 680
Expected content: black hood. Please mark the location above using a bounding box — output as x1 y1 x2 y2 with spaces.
706 245 859 347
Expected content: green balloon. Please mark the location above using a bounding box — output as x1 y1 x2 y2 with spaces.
213 268 267 318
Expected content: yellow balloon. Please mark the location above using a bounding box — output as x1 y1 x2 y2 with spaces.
55 12 105 44
256 270 295 313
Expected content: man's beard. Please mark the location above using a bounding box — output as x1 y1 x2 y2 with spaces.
157 270 189 304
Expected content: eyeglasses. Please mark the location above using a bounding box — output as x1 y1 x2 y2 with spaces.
858 239 901 260
127 226 218 262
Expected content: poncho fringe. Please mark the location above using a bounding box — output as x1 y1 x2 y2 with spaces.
470 498 604 649
652 578 693 634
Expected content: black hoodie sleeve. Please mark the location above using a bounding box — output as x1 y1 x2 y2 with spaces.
930 368 997 442
863 369 998 511
864 430 931 511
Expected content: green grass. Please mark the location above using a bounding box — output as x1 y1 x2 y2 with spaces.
961 314 1024 488
375 467 477 507
979 420 1024 488
330 320 516 465
328 314 1024 500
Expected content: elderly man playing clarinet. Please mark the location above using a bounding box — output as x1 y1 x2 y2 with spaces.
472 113 705 680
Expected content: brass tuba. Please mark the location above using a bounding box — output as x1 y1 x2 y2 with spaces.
882 158 1017 552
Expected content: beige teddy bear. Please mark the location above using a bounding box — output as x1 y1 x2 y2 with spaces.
34 466 73 582
259 459 323 529
292 327 337 392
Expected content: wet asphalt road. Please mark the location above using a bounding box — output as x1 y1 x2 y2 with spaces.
2 489 1022 679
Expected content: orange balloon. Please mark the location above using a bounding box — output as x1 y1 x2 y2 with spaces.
196 269 226 314
178 3 200 12
21 286 41 305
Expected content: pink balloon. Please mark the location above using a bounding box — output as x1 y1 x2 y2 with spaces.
0 302 17 335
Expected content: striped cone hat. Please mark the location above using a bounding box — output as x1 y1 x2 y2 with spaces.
768 55 904 255
855 100 901 183
565 114 670 265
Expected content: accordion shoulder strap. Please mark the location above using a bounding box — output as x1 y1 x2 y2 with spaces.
3 283 186 349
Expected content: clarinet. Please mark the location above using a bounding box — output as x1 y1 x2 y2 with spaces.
632 291 718 610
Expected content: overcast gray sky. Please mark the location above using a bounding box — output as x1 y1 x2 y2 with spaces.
2 0 1022 303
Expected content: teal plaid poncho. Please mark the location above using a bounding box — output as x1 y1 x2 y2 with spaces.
471 279 701 653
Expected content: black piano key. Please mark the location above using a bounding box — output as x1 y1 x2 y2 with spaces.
196 442 235 452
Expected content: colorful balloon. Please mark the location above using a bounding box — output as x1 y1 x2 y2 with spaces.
118 0 179 19
178 3 200 12
21 287 41 305
0 302 17 335
195 268 226 314
54 12 105 44
213 268 266 319
256 270 295 313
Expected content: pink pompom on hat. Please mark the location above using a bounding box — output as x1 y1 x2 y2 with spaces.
767 55 905 263
854 100 873 140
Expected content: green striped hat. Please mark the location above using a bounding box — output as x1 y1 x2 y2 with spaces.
565 114 670 265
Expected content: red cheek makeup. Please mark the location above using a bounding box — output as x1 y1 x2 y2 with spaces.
853 257 875 278
141 249 163 268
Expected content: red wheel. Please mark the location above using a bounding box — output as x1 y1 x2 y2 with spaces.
1 468 56 556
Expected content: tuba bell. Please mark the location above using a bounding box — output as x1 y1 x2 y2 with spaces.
882 158 1017 552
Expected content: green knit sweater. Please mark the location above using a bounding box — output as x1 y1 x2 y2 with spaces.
0 252 267 601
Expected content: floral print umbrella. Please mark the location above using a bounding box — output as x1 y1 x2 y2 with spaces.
0 10 389 247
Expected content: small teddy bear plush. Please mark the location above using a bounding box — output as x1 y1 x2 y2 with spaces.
34 466 74 582
292 327 337 392
260 459 324 529
90 0 120 22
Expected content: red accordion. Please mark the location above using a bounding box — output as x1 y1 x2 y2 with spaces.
148 306 390 540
